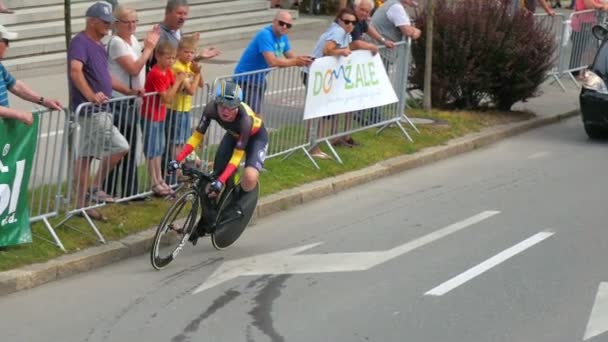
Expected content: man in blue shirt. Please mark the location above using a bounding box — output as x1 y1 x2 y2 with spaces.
233 10 313 115
0 25 62 125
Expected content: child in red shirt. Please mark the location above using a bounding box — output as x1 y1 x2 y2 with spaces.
141 41 186 196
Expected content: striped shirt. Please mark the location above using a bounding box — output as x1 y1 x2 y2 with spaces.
0 63 16 107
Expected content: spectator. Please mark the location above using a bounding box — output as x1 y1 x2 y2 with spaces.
68 1 138 221
141 41 186 197
303 7 356 159
166 35 203 184
0 25 62 124
155 0 220 178
371 0 421 42
233 10 313 114
349 0 395 129
104 5 160 200
0 1 13 14
515 0 556 15
152 0 220 68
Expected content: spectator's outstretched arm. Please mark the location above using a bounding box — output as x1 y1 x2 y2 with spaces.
0 106 33 125
398 24 421 40
367 25 395 48
263 51 313 67
350 39 379 55
323 41 351 57
538 0 555 15
9 80 63 110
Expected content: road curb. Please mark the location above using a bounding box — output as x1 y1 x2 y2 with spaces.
0 110 579 296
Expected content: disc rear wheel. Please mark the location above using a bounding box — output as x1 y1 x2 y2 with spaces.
211 183 259 250
150 189 199 270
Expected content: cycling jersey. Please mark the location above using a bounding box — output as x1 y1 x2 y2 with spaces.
176 101 267 184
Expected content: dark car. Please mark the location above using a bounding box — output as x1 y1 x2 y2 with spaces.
580 28 608 139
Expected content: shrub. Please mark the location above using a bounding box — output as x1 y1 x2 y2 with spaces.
410 0 556 111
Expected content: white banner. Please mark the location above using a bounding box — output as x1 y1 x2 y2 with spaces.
303 50 398 120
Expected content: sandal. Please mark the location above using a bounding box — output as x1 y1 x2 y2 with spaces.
151 183 172 197
0 8 14 14
77 209 108 222
88 188 116 203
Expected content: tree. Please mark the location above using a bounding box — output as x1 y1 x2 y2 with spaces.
423 0 434 111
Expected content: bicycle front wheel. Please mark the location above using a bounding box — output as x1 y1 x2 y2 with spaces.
150 189 200 270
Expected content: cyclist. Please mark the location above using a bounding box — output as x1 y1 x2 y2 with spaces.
168 80 268 242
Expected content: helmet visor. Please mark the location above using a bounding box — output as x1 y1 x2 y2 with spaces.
217 95 240 109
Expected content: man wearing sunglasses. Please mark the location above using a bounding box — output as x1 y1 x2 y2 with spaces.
0 25 63 125
233 10 313 115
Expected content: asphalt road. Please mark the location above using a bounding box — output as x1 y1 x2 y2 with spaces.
2 115 608 342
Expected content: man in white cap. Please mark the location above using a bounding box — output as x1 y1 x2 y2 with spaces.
0 25 63 125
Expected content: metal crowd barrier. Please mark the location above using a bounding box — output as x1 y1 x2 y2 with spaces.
534 13 567 90
307 41 416 163
208 40 416 168
28 108 70 251
561 10 599 86
56 84 211 243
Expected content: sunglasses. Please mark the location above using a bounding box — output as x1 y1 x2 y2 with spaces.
340 18 357 25
277 20 293 29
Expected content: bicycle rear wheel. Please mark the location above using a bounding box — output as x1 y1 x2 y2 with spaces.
150 189 200 270
211 183 259 250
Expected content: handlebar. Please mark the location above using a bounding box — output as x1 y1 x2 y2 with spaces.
180 164 214 182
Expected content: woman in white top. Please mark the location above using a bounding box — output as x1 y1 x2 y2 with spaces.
105 5 160 199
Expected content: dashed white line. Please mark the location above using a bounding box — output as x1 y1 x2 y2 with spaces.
424 231 555 296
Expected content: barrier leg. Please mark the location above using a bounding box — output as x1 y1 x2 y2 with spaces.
324 140 343 164
401 114 420 134
42 218 66 252
56 211 106 244
377 119 413 142
283 146 320 170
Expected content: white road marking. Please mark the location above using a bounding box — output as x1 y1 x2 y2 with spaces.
193 210 500 294
584 282 608 341
424 231 554 296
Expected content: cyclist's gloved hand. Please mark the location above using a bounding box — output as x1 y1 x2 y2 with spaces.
168 160 179 173
209 180 223 194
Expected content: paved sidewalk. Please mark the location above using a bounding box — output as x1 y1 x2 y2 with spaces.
0 15 583 296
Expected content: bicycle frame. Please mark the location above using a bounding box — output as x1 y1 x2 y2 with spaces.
182 166 241 233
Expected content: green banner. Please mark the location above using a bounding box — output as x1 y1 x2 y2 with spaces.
0 115 39 247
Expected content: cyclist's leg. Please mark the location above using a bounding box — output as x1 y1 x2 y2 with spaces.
240 127 268 194
205 133 237 224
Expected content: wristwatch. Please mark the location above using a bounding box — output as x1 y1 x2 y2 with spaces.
37 96 44 105
380 37 386 43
